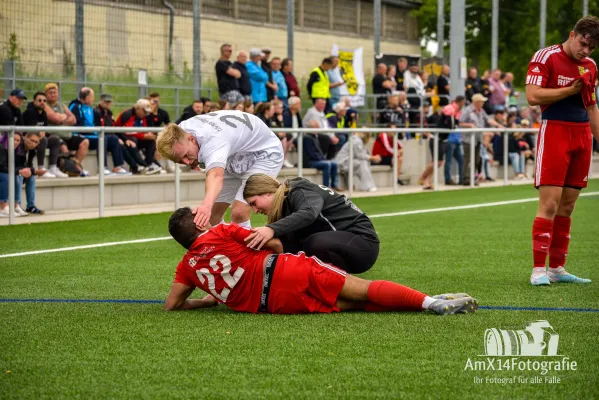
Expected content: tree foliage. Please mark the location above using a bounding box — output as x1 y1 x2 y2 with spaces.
412 0 599 84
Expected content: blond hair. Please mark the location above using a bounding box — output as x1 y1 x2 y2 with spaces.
243 174 290 224
157 123 187 160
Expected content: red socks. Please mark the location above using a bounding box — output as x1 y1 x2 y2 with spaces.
366 280 426 312
532 217 553 268
549 215 571 269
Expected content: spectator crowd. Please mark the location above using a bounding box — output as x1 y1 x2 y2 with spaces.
2 44 597 217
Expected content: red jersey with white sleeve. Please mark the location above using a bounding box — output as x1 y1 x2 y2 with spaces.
526 44 596 188
173 224 271 313
526 44 597 122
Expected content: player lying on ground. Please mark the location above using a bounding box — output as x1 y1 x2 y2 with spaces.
242 174 379 274
164 207 478 315
156 111 284 230
526 15 599 285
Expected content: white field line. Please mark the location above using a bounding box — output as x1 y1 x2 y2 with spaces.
2 192 598 259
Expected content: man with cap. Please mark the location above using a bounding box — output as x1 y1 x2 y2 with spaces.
459 93 505 185
0 88 26 126
246 49 269 104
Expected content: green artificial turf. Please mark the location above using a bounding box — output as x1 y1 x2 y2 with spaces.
1 182 598 399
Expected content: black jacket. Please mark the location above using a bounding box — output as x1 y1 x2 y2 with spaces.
176 105 199 124
282 108 303 129
0 100 23 126
22 102 48 127
233 61 252 97
267 178 379 245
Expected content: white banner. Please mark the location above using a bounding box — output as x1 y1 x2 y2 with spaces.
332 45 366 107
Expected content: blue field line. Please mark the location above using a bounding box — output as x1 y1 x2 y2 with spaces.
1 298 599 312
0 298 163 304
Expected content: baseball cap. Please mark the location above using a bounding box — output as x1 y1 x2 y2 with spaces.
472 93 488 103
101 93 113 102
135 98 152 113
10 89 27 100
44 83 58 93
249 48 264 57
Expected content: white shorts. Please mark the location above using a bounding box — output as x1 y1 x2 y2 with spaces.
215 159 283 205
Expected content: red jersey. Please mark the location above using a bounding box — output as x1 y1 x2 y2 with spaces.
371 133 402 158
526 44 597 122
173 224 272 313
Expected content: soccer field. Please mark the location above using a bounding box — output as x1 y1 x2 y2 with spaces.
1 181 598 399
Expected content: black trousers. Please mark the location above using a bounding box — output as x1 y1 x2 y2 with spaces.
283 231 380 274
37 135 63 167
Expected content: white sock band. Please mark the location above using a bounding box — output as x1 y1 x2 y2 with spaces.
237 220 252 229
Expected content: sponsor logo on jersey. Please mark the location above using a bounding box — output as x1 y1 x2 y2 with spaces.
532 66 540 73
557 75 575 87
578 66 588 75
592 92 596 102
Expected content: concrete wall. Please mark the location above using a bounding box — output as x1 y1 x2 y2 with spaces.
1 0 421 80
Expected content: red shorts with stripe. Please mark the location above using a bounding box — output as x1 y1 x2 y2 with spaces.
267 253 347 314
535 120 592 189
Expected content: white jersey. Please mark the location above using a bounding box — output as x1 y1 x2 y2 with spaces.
179 111 283 174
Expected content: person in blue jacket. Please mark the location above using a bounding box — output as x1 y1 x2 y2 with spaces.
69 87 129 175
246 49 269 104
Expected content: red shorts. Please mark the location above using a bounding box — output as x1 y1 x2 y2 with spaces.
535 120 592 189
267 253 347 314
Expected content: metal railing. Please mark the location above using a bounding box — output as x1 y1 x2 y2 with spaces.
1 125 559 225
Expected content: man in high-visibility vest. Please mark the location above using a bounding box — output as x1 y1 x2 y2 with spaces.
307 57 336 111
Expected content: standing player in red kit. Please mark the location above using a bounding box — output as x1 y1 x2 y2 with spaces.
526 16 599 286
163 207 478 315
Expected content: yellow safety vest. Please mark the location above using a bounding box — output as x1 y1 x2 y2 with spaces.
311 67 331 99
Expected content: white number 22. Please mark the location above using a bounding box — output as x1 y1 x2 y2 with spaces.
196 255 245 302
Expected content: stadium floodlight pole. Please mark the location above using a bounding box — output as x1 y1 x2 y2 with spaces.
75 0 86 90
540 0 547 49
503 132 509 186
193 0 202 99
449 0 466 98
437 0 444 61
8 128 15 225
99 129 105 218
287 0 294 60
491 0 498 70
348 133 354 198
583 0 588 16
374 0 381 57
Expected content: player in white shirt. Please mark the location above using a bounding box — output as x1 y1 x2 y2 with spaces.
157 110 284 229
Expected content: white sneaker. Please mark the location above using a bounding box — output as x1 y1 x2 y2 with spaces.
80 169 90 177
368 187 378 192
15 204 28 217
49 166 69 178
113 167 132 176
39 170 56 179
0 205 20 218
283 160 294 168
530 267 551 286
144 165 162 175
